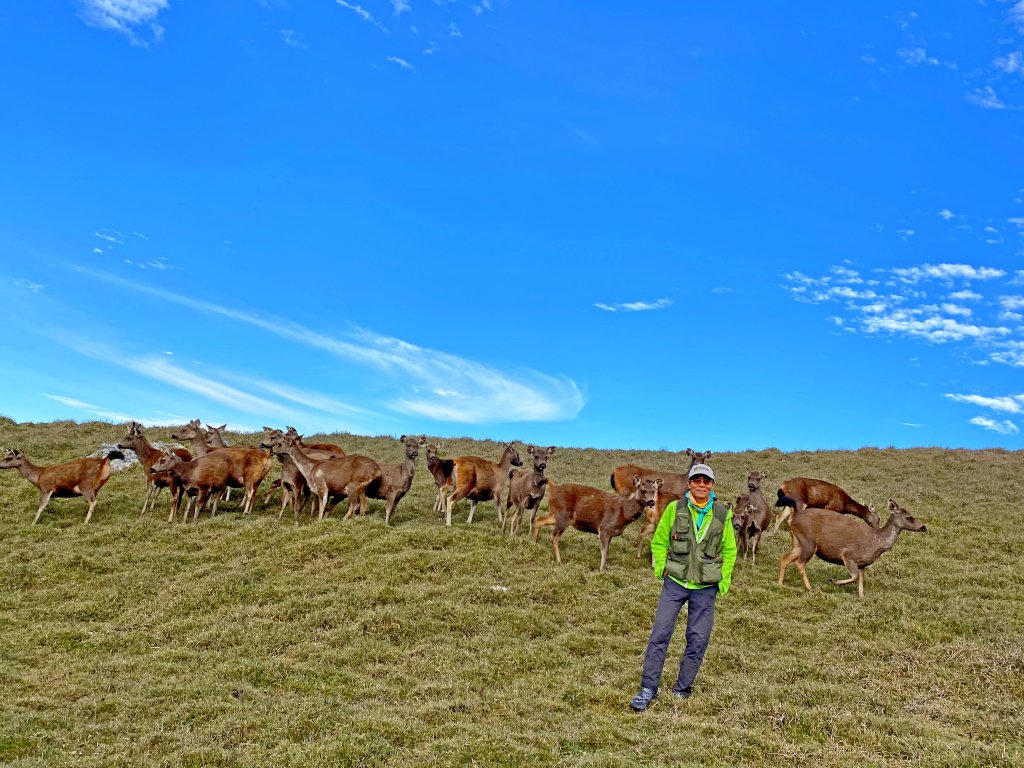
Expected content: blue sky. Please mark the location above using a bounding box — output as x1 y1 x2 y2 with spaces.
1 1 1024 452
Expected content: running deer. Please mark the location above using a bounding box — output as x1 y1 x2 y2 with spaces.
778 499 927 599
773 477 879 532
531 476 663 571
171 420 273 516
734 469 770 562
503 445 555 536
118 421 192 516
364 436 426 525
610 448 711 558
445 442 522 527
151 451 235 523
424 442 454 516
0 448 119 524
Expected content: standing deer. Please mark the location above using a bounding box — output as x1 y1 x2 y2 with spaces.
424 442 454 516
151 451 235 523
503 445 555 536
445 442 522 527
773 477 879 532
734 469 770 562
0 448 118 524
260 428 346 523
778 499 927 599
117 421 192 516
364 435 426 525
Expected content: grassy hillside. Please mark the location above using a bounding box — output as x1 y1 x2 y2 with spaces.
1 419 1022 767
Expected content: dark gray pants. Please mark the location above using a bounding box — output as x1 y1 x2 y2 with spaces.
640 577 717 693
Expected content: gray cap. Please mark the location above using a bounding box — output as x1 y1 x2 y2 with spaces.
688 463 715 481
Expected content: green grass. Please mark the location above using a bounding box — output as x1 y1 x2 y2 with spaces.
1 419 1022 767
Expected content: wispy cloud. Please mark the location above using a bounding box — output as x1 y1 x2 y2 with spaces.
93 229 124 244
967 86 1006 110
1010 1 1024 34
890 263 1005 284
898 47 939 66
386 55 414 70
71 268 585 424
281 29 307 49
391 0 411 15
945 393 1024 414
450 22 462 37
993 51 1023 74
79 0 168 46
594 298 673 313
335 0 386 30
13 279 43 293
969 416 1020 435
38 393 186 426
939 208 956 220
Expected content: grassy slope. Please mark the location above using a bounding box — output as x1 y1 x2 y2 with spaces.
0 419 1022 767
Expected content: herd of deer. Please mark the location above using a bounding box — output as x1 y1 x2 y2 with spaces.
0 423 928 598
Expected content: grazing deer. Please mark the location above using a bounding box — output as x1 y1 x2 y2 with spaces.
151 451 235 523
365 435 426 525
117 421 192 516
531 476 663 571
172 420 273 517
503 445 555 536
611 448 712 558
773 477 879 532
264 432 381 521
445 442 523 527
778 499 927 599
734 470 770 562
424 442 454 517
0 448 118 524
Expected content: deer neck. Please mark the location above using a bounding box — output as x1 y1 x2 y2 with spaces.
401 453 417 480
869 516 902 559
621 494 646 521
283 442 318 481
498 449 516 473
128 434 159 465
10 458 41 486
188 435 210 457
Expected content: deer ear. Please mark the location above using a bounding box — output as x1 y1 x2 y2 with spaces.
437 442 444 449
419 437 427 444
633 475 642 487
888 498 898 511
760 470 769 478
547 446 556 455
655 478 664 489
400 435 406 441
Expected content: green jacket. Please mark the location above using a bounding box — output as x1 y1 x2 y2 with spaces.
651 493 737 595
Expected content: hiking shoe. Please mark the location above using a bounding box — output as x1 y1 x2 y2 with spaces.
670 686 692 700
629 687 657 712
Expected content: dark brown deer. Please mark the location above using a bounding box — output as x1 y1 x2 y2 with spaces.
778 499 927 599
260 427 345 523
151 451 235 523
611 448 711 558
774 477 879 532
531 476 663 571
172 420 273 516
364 435 426 525
734 469 770 562
445 442 522 527
503 445 555 536
267 433 381 521
424 442 454 516
118 421 192 516
0 448 118 524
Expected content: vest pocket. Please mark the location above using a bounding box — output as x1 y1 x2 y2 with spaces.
669 533 690 556
698 555 723 584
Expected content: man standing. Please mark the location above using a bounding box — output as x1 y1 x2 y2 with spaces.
629 462 737 711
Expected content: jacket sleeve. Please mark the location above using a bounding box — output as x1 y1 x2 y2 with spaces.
718 507 737 595
651 500 676 579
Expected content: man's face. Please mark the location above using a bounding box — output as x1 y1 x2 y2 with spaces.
688 475 714 504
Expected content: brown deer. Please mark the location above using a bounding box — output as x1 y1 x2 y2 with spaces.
259 428 346 523
531 476 663 571
778 499 927 599
285 426 346 455
172 420 273 516
424 442 454 516
266 433 381 521
734 469 770 562
503 445 555 536
117 421 192 516
364 435 426 525
0 448 118 524
445 442 523 527
151 451 235 523
773 477 879 532
611 448 711 558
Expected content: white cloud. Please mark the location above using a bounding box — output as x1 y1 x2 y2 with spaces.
969 416 1020 435
595 298 673 312
999 295 1024 311
386 56 414 70
93 230 123 243
1008 217 1024 227
898 47 939 66
891 263 1006 284
1011 2 1024 34
711 287 734 294
994 51 1024 74
72 268 586 424
967 86 1006 109
861 311 1009 343
939 208 955 220
13 279 43 293
940 303 972 317
896 228 915 239
79 0 168 46
391 0 411 15
945 393 1024 413
335 0 386 30
281 29 307 49
423 41 438 54
1000 311 1024 322
38 393 185 426
450 22 462 37
948 289 982 301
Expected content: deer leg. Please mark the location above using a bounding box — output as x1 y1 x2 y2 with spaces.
794 560 812 591
777 546 801 586
531 513 555 542
772 507 791 533
599 529 613 572
857 572 865 600
83 489 98 524
466 499 478 525
33 491 54 524
551 526 565 564
831 552 861 590
636 520 654 559
384 495 396 526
